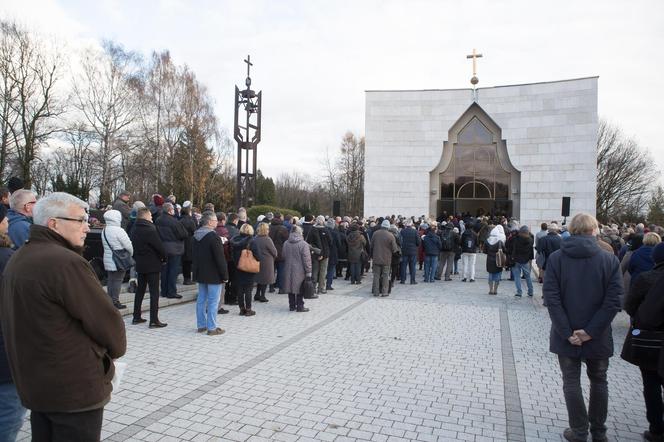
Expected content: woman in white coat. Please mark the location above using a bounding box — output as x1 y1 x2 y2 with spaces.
103 209 134 309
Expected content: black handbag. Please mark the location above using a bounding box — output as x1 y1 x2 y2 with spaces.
620 321 664 370
103 229 135 271
300 277 315 297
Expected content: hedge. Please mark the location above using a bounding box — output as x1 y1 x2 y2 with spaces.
246 205 301 222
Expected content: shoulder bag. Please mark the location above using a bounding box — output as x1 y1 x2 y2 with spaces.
620 320 664 370
237 241 260 273
103 229 135 271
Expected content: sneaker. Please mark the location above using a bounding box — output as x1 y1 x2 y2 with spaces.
644 430 664 442
197 327 207 333
207 328 225 336
217 307 229 314
563 428 588 442
469 279 475 282
515 293 522 297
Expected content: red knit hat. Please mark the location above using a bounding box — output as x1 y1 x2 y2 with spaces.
153 194 164 206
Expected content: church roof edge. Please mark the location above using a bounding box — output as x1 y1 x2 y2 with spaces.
364 76 599 93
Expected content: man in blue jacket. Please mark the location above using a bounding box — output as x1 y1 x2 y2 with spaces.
544 213 622 442
7 189 36 249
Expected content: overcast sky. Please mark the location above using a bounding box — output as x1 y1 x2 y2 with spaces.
2 0 663 182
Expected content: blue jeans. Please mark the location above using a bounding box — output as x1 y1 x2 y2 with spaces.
400 255 417 283
488 271 502 283
326 261 336 289
424 255 438 282
349 262 361 283
161 254 181 297
512 262 534 295
275 260 285 290
0 382 26 442
558 356 609 440
196 283 222 331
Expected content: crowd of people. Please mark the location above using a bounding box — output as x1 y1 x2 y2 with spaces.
0 184 663 442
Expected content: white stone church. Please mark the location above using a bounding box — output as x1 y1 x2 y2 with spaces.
363 76 598 229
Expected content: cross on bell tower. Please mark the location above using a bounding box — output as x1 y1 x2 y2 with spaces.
234 55 262 210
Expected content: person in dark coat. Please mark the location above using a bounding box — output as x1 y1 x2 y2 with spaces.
509 225 535 297
623 242 664 442
230 223 261 316
111 190 132 229
484 225 506 295
269 214 289 293
130 208 168 327
336 222 349 279
537 223 562 283
155 202 188 299
179 204 197 285
399 219 421 284
543 213 622 442
325 218 341 291
388 224 402 293
370 220 398 296
193 211 229 335
0 205 25 441
281 225 312 312
223 213 240 306
628 232 662 291
346 224 367 284
254 222 277 303
422 225 441 283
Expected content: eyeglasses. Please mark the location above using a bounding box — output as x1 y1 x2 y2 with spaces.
54 216 89 224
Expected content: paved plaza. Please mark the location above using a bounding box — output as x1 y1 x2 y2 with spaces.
17 256 647 442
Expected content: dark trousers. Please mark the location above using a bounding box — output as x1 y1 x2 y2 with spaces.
134 272 160 322
288 293 304 310
558 356 609 440
238 284 252 310
225 262 238 304
400 254 417 283
349 262 361 283
160 254 181 297
641 367 664 435
326 261 336 289
336 261 345 277
255 284 267 299
275 260 285 290
31 407 103 442
182 260 192 281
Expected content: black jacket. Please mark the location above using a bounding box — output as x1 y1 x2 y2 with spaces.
179 214 197 262
510 234 535 264
192 227 229 284
306 225 332 259
230 234 260 285
460 230 478 253
537 232 562 270
624 262 664 323
327 227 341 265
400 226 421 256
544 235 622 359
422 230 442 256
130 219 167 274
155 213 188 256
269 219 289 261
0 246 14 384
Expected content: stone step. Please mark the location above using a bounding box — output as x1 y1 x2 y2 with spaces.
114 280 199 317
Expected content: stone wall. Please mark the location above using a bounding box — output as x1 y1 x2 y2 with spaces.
364 77 598 230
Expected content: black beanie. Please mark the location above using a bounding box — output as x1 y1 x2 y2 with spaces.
7 177 24 193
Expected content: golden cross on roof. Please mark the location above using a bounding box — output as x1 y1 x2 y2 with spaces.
466 48 483 76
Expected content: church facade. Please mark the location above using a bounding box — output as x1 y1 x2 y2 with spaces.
363 77 598 229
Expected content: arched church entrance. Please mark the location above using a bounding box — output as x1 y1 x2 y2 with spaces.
429 102 520 219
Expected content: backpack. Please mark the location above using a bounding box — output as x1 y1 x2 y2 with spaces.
440 228 453 251
463 232 477 252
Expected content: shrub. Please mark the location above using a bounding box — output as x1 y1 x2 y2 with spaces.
246 205 301 222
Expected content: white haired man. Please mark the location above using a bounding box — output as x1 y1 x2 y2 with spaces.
7 189 36 249
0 192 127 441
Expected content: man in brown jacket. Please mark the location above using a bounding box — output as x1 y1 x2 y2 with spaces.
371 219 399 297
0 192 127 441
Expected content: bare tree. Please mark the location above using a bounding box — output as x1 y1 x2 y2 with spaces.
321 132 365 216
596 119 658 223
73 40 139 206
0 20 64 186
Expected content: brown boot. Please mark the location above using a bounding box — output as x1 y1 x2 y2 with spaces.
244 309 256 316
239 308 246 316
